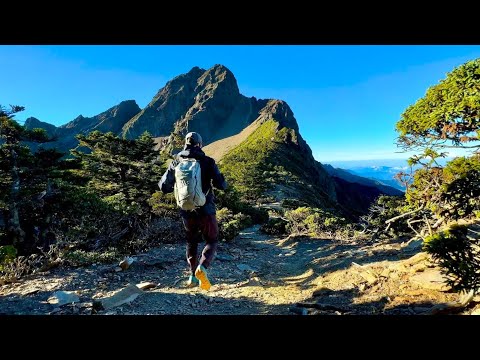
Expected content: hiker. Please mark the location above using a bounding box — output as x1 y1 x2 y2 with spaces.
159 132 227 290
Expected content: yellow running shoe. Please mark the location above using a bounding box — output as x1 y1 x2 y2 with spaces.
195 265 212 291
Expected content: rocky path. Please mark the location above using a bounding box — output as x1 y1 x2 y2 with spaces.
1 224 479 315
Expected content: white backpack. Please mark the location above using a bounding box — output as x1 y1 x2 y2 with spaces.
174 158 207 210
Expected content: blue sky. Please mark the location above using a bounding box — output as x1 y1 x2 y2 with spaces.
1 45 479 163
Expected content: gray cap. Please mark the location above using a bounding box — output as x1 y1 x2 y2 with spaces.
185 132 203 146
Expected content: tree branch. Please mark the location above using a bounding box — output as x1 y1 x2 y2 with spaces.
385 206 424 224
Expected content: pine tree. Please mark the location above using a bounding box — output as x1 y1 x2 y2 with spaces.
71 130 163 215
0 105 57 252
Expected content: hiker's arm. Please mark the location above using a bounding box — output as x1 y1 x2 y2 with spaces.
159 161 176 194
211 162 227 190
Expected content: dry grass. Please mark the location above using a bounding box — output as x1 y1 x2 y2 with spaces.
203 120 261 162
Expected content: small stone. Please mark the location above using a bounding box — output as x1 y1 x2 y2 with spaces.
351 261 365 269
216 253 234 262
119 257 135 271
410 263 427 273
136 282 157 290
289 307 308 315
380 268 391 278
403 252 428 266
47 291 80 306
248 277 263 286
237 264 256 272
359 271 377 285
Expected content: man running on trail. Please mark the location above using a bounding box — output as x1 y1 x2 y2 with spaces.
159 132 227 290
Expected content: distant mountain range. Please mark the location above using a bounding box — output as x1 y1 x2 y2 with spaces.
322 164 405 194
23 64 403 218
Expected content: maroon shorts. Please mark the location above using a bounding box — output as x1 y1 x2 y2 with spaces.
182 214 218 244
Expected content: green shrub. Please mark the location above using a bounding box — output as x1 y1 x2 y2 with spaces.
217 208 253 241
361 195 414 237
424 223 480 293
260 217 287 235
216 187 268 225
148 191 177 217
281 198 309 209
284 206 349 236
0 245 17 271
63 248 120 267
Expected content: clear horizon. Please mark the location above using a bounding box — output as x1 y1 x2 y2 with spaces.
1 45 479 162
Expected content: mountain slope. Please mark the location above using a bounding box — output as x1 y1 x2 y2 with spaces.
24 117 58 138
323 164 404 196
122 65 260 145
204 99 338 209
24 100 141 154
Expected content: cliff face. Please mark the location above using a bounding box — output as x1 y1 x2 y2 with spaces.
122 65 261 145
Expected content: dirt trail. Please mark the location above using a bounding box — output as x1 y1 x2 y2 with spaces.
1 224 478 315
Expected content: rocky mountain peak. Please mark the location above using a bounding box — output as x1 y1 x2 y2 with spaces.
196 64 239 95
24 117 58 137
116 100 140 112
102 100 140 122
259 100 299 132
122 64 247 141
24 117 43 127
